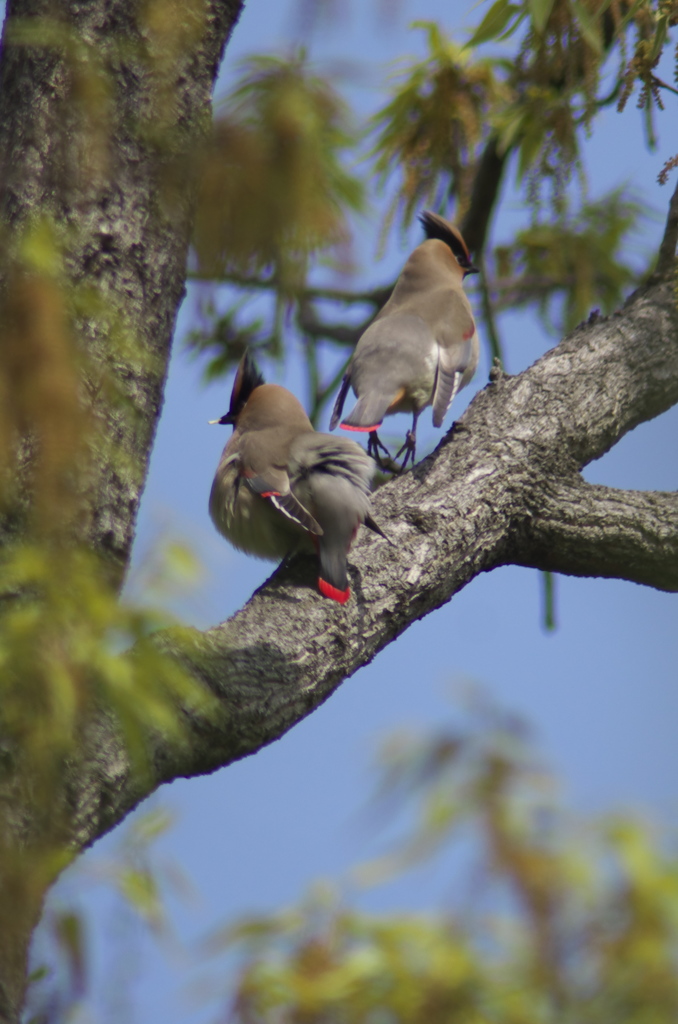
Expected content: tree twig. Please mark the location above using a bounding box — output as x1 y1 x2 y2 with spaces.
477 255 505 366
655 176 678 275
187 269 390 308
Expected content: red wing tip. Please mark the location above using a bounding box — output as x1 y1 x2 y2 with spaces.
260 490 281 498
340 422 381 433
318 578 351 604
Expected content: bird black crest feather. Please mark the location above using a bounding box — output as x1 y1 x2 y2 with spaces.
419 210 474 269
221 351 265 424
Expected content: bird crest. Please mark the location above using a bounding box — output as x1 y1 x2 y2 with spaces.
419 211 478 274
217 351 266 425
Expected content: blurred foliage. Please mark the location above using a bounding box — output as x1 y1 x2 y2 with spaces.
194 52 364 291
185 302 273 381
204 705 678 1024
0 219 86 531
0 213 215 976
369 0 670 230
25 808 181 1024
370 22 507 231
187 1 675 427
493 190 649 332
25 705 678 1023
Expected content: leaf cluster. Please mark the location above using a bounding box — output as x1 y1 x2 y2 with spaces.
0 216 215 963
187 1 674 421
193 53 364 290
493 190 648 332
24 705 678 1022
370 22 507 229
211 708 678 1024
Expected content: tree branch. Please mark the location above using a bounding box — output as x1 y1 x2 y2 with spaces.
188 269 391 308
656 176 678 275
461 135 507 257
64 271 678 857
512 478 678 591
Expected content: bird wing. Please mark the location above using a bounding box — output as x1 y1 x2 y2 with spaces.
236 426 324 536
341 313 437 428
290 434 376 597
431 289 477 428
243 466 323 536
329 372 351 430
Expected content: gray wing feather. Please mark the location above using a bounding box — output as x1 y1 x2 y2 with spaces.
290 434 375 497
330 373 351 430
350 313 436 404
432 366 462 428
430 289 478 427
245 473 323 535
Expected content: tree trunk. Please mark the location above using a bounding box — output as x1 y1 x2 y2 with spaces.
0 0 244 1016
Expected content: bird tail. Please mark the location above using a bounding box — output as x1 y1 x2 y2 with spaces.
291 435 375 605
317 541 351 604
340 393 391 433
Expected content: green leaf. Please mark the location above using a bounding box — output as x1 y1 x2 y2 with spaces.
529 0 556 34
497 107 527 156
570 0 603 54
617 0 650 31
467 0 519 47
497 9 527 41
53 911 86 994
650 14 669 62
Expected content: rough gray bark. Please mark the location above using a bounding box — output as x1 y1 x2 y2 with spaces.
0 0 243 584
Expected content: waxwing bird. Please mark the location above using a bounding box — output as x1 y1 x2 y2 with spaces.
209 352 386 604
330 211 480 469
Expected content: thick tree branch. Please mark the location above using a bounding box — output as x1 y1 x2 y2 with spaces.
64 270 678 863
513 479 678 590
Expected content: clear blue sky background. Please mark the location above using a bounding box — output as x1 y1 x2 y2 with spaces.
35 1 678 1021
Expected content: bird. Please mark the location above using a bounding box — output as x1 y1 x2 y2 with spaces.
209 351 386 604
330 210 480 468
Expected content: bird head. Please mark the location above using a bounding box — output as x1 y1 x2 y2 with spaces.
210 350 266 427
419 210 479 277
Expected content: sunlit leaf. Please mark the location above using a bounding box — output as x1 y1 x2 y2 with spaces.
529 0 556 33
467 0 520 46
370 22 506 230
570 0 603 54
194 52 363 289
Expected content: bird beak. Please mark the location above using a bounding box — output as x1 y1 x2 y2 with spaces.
208 419 221 425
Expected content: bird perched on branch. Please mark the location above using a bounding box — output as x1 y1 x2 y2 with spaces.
209 352 386 604
330 210 479 468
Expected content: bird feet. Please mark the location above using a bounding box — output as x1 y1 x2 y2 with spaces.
394 429 417 471
367 431 398 472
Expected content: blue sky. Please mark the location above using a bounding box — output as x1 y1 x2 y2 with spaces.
35 1 678 1021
